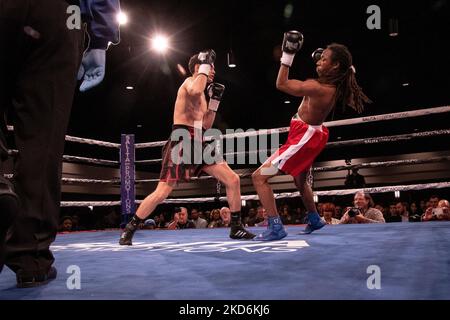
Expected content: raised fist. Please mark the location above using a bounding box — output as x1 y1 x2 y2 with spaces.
207 83 225 112
198 49 216 76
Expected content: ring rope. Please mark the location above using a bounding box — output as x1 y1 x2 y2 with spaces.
133 129 450 164
158 182 450 204
59 181 450 207
5 156 449 185
62 155 119 166
132 156 450 183
62 177 121 184
64 135 121 148
134 106 450 148
6 106 450 149
325 129 450 149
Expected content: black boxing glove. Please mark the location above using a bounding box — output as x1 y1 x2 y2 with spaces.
198 49 216 76
312 48 324 63
281 30 304 67
207 83 225 112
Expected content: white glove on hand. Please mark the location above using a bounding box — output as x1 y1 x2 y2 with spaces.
78 49 106 92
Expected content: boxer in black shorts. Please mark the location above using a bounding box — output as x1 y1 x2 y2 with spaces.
119 50 255 245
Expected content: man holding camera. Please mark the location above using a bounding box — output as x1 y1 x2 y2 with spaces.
340 191 385 224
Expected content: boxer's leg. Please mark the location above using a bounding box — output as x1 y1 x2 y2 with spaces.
294 170 325 234
119 181 175 245
202 162 255 239
251 162 287 241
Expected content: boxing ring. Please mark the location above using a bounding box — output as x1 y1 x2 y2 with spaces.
1 106 450 299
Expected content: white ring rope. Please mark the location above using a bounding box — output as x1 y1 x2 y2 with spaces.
59 181 450 207
133 129 450 165
325 129 450 149
6 156 447 185
64 135 120 149
6 106 450 149
158 182 450 204
60 201 121 207
313 156 450 172
132 156 450 184
134 105 450 148
62 155 119 166
62 178 120 184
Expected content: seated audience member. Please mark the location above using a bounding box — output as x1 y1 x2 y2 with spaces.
320 203 340 225
168 207 195 230
340 191 385 224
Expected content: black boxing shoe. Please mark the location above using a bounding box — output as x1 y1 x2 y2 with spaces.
119 215 143 246
229 225 256 240
16 266 57 288
119 224 137 246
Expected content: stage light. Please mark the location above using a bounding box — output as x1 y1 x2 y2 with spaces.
227 51 236 68
151 35 169 53
117 12 128 25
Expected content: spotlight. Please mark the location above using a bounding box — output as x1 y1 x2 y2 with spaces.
126 86 134 90
227 51 236 68
395 191 400 198
117 12 128 25
241 200 246 207
313 194 319 203
151 35 169 53
284 100 291 104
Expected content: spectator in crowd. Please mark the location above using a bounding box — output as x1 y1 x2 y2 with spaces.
202 211 211 223
142 219 156 230
58 216 73 233
168 207 195 230
334 205 343 220
208 209 224 228
340 191 385 224
385 203 401 222
419 200 427 213
320 203 340 225
429 195 440 209
244 208 258 227
395 202 410 222
344 168 366 188
156 213 169 229
374 204 385 216
191 208 208 229
220 207 231 228
409 202 422 222
255 206 268 227
422 199 450 221
280 205 294 225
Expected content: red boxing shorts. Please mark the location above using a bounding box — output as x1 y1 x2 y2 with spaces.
267 114 329 177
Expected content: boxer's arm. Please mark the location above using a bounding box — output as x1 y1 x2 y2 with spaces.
186 76 208 98
202 110 216 130
276 66 322 97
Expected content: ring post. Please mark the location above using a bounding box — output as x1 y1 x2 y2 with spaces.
120 134 136 226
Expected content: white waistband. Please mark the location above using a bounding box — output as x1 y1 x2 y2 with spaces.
292 113 323 130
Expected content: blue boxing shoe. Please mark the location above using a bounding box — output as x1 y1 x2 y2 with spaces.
302 211 326 234
254 216 287 241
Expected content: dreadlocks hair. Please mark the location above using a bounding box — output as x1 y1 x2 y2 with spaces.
317 43 371 114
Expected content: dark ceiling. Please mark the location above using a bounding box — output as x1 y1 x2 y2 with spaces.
66 0 450 164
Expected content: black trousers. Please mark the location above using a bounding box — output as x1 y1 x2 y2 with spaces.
0 0 83 275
